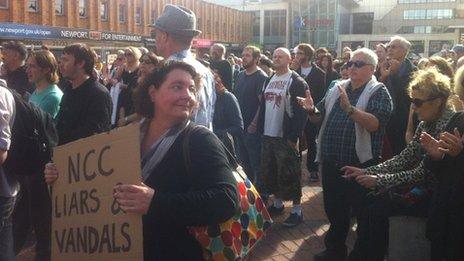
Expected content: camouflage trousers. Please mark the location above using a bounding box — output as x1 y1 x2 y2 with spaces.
261 136 302 201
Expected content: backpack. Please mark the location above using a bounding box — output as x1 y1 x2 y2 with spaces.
3 89 59 176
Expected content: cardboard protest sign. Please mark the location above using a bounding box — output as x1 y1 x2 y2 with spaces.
51 124 143 261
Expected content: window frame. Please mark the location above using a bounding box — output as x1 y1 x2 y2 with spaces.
0 0 7 9
135 7 142 25
55 0 64 15
119 4 127 23
151 10 157 25
79 0 87 18
100 1 108 21
28 0 39 13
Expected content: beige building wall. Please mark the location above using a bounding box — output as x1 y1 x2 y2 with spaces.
339 1 464 56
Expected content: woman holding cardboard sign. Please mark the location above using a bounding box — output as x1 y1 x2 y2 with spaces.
45 61 239 260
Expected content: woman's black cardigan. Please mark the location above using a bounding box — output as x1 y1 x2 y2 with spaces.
424 111 464 260
142 126 239 261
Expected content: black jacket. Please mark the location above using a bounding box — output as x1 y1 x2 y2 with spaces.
385 58 417 155
296 63 327 104
55 78 112 145
213 90 244 154
143 125 239 261
211 60 233 91
257 71 309 143
325 69 340 89
5 65 34 98
424 111 464 260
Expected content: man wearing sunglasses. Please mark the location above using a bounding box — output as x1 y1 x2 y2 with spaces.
380 35 417 157
298 48 393 261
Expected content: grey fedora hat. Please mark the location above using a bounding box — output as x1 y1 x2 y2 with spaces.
152 4 201 37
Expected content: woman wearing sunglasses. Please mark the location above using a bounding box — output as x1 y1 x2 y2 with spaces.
117 52 164 127
405 57 462 144
342 67 455 261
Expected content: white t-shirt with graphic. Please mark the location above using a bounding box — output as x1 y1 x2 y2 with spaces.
263 71 292 137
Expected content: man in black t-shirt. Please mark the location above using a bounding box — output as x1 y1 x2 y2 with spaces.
210 43 234 91
234 46 268 188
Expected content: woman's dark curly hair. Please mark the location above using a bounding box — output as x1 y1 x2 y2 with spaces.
133 60 200 118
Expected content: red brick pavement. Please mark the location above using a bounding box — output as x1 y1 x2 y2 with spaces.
245 175 357 261
18 160 356 261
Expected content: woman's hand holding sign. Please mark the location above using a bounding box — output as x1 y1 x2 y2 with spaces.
44 162 59 185
113 183 155 215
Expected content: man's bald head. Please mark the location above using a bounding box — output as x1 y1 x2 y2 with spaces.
272 48 292 73
274 48 291 59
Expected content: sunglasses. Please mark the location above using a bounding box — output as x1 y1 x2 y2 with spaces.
347 60 371 68
411 97 438 107
124 52 133 57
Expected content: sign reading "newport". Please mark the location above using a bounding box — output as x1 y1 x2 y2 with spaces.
0 23 146 43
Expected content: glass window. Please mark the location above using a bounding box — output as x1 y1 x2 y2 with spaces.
328 31 335 46
101 2 108 21
119 4 126 23
252 11 260 38
197 18 202 31
404 9 452 19
135 7 142 25
151 10 157 25
28 0 38 12
399 0 454 2
429 40 454 56
55 0 63 15
79 0 87 18
409 40 425 54
339 13 351 34
264 11 270 36
426 9 453 19
0 0 7 9
318 31 328 46
352 13 374 34
263 10 286 38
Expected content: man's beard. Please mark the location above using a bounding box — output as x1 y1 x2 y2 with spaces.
243 61 253 69
299 57 308 65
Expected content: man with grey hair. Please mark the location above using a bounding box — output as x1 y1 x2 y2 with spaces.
153 4 215 129
379 35 417 156
299 47 392 261
210 43 233 91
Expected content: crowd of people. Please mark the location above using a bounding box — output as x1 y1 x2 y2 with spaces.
0 3 462 261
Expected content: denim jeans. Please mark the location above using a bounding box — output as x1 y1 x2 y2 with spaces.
240 132 262 188
0 196 16 261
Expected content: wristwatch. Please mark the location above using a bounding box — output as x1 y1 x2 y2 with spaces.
346 105 355 116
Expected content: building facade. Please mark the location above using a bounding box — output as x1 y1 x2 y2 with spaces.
337 0 464 57
206 0 291 51
290 0 339 50
0 0 253 54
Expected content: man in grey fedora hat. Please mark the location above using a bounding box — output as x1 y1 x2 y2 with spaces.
152 4 215 129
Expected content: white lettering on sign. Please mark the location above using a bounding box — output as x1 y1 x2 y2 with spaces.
60 30 88 39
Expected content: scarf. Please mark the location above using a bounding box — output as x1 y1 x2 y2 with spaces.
140 119 190 181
